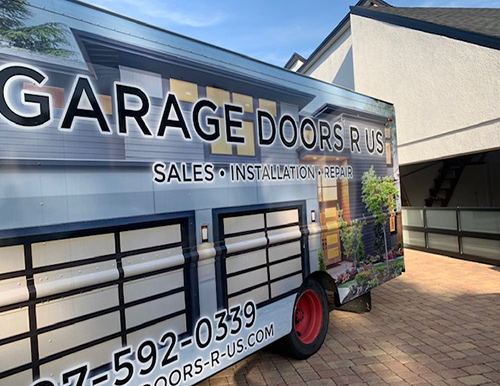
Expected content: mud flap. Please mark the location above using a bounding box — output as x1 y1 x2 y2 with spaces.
338 291 371 313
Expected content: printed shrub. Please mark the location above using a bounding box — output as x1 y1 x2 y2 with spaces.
318 250 326 272
374 265 387 280
355 270 373 287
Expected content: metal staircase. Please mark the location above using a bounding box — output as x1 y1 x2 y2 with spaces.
424 153 487 207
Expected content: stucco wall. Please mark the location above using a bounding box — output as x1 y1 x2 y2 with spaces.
288 59 304 72
304 29 355 90
350 15 500 165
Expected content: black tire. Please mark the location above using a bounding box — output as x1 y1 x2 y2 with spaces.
279 279 329 359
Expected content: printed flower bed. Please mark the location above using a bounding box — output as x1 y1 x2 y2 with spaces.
334 249 405 303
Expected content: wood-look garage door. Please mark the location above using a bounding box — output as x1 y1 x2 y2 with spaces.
0 215 196 385
217 205 307 309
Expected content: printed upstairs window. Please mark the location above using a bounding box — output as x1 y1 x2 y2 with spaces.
170 78 199 103
233 93 255 157
207 87 269 160
386 143 392 165
166 80 265 161
390 213 396 233
389 195 396 232
208 87 232 155
120 66 163 98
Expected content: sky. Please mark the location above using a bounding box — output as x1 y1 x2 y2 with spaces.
84 0 500 67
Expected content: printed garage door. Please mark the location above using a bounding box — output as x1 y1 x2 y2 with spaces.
0 215 196 385
216 204 307 309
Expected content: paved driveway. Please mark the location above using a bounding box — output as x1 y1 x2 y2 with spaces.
202 249 500 385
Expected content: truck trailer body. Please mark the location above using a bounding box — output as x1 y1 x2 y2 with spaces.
0 1 404 385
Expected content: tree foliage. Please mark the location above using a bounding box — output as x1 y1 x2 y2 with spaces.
317 250 326 272
0 0 73 58
0 0 26 30
356 227 365 262
361 166 398 225
373 221 385 255
362 166 399 259
338 206 366 265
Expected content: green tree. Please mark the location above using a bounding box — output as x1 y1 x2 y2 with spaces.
356 225 365 263
361 166 399 268
373 222 384 255
338 206 366 266
0 0 73 58
317 250 326 272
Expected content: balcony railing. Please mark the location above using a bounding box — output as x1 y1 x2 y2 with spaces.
402 207 500 265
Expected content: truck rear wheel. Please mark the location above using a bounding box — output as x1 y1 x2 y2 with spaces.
281 279 329 359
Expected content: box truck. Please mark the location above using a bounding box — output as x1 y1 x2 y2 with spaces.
0 1 404 385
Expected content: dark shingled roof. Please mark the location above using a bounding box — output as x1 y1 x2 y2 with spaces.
350 6 500 50
361 7 500 40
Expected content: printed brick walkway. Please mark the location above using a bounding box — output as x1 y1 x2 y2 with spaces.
201 249 500 385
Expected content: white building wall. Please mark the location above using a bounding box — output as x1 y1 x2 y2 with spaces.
304 29 355 90
288 59 304 72
350 15 500 165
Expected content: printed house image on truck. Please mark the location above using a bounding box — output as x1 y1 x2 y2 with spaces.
0 1 403 385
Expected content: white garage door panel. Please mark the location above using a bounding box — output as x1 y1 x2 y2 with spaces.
0 277 29 307
127 314 186 348
224 232 267 253
224 214 264 234
0 216 192 385
34 261 119 298
268 241 301 263
32 234 115 267
125 292 185 329
121 247 184 277
0 245 24 273
123 269 184 303
227 267 267 295
222 206 304 307
0 338 31 373
271 274 302 298
0 307 29 341
226 249 267 275
0 370 32 386
266 209 299 227
40 338 122 380
268 231 302 248
229 285 269 308
38 312 120 359
268 225 301 239
269 258 302 280
120 224 181 252
36 286 119 328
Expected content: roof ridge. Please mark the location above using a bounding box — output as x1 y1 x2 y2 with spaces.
350 6 500 50
360 6 500 10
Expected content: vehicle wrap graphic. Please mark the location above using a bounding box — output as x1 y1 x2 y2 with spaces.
0 1 403 385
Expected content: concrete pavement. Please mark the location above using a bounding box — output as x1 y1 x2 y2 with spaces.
202 249 500 385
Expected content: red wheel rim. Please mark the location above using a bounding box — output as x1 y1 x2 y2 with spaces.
294 289 323 344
